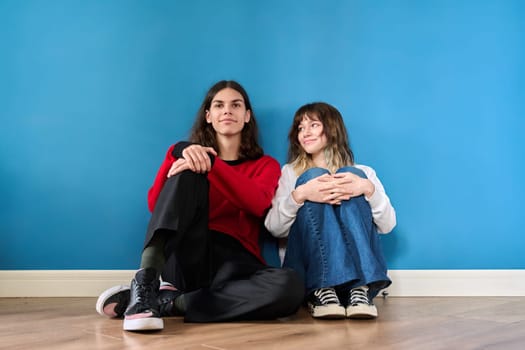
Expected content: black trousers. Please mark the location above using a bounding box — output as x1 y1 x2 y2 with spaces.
144 171 305 322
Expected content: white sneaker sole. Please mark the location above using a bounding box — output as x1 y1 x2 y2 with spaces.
346 304 378 319
123 317 164 331
95 285 130 317
309 304 346 319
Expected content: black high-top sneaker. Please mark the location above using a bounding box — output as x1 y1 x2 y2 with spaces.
96 285 130 318
123 268 163 331
158 281 185 317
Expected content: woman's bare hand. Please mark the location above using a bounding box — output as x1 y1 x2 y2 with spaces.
293 174 341 204
332 172 375 199
293 172 375 205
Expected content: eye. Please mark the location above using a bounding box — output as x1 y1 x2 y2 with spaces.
298 126 304 132
213 103 223 108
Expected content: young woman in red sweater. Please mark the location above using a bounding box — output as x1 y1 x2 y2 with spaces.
96 80 304 331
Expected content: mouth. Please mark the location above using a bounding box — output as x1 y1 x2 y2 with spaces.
302 139 316 145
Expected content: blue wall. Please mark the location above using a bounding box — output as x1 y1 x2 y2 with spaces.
1 0 523 270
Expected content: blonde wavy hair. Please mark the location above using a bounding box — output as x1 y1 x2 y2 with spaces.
287 102 354 175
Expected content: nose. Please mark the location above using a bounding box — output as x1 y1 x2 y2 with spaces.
223 105 232 114
302 126 311 136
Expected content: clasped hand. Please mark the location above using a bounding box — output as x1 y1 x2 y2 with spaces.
299 173 373 205
167 145 217 178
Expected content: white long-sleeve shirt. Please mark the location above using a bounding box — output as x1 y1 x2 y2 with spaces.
264 163 397 239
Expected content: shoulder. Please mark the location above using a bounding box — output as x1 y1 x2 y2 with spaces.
280 163 298 181
353 164 377 177
281 163 295 173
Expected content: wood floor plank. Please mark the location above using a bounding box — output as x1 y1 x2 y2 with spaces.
1 297 524 349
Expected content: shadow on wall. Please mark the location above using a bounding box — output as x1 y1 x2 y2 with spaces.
380 227 406 269
0 162 15 267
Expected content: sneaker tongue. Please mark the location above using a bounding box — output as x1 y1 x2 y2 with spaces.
135 268 157 283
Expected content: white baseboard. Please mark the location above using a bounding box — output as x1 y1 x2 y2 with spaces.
385 270 525 297
0 270 135 297
0 270 524 297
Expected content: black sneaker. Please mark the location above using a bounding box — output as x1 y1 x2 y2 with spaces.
123 268 164 331
158 281 185 317
96 285 130 318
95 282 183 319
307 287 346 319
346 286 378 319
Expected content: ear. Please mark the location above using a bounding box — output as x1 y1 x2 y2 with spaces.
244 109 251 123
205 110 212 123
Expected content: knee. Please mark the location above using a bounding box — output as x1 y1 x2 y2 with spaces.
336 166 367 179
165 170 208 191
158 171 209 206
296 167 330 186
171 170 207 183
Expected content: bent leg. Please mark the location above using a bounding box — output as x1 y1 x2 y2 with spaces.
144 170 211 291
335 166 391 297
283 168 357 294
184 262 304 322
183 233 304 322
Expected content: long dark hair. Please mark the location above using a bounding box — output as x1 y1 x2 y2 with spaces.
288 102 354 174
189 80 263 160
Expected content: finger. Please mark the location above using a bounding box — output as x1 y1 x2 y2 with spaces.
191 150 209 172
186 154 200 172
188 152 208 173
172 162 192 177
184 147 203 170
316 175 332 182
333 177 353 186
319 182 339 192
205 147 218 156
167 163 178 178
195 157 209 173
168 164 181 177
334 193 351 201
170 159 192 177
322 193 337 202
200 152 212 172
189 156 201 172
333 173 348 179
167 167 177 178
205 157 211 172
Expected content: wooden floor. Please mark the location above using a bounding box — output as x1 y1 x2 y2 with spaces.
1 297 524 349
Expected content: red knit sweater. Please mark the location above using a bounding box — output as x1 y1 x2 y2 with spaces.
147 145 281 262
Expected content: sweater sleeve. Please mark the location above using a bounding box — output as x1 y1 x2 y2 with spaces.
171 141 192 158
356 164 397 234
208 155 281 218
264 164 302 238
147 145 177 212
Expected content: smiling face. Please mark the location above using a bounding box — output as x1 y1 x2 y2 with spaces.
297 114 327 160
205 87 251 138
